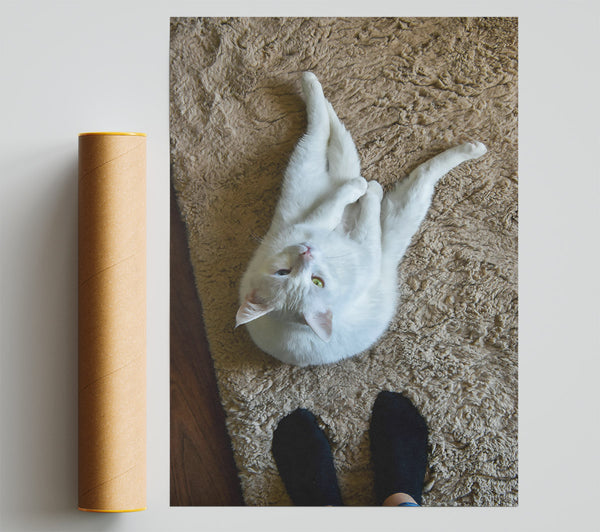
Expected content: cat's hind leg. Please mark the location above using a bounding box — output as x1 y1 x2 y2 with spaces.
325 101 361 181
285 72 330 177
301 72 330 140
273 73 332 228
381 142 487 268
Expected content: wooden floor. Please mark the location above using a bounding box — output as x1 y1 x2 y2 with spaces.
170 182 244 506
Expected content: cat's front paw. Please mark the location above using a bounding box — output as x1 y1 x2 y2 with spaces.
341 177 369 204
366 180 384 202
462 141 487 159
352 177 369 196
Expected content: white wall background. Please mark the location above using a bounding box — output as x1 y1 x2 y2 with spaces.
1 1 598 531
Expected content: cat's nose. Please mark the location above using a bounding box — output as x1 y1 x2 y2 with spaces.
298 244 313 262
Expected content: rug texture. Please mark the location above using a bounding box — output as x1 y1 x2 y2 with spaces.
170 17 518 506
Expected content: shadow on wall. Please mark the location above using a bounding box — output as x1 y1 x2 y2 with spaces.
0 144 118 529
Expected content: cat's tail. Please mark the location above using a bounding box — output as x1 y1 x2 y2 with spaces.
380 142 487 271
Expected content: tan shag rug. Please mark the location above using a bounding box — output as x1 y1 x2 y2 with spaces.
170 17 518 506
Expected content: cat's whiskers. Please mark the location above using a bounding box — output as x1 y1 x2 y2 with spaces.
324 252 353 260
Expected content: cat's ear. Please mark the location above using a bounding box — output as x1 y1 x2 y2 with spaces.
236 293 275 327
303 309 333 342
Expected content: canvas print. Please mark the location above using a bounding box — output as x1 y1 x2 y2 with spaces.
170 17 518 506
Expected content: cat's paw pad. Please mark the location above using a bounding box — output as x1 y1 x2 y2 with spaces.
301 72 323 99
366 180 384 201
463 141 487 158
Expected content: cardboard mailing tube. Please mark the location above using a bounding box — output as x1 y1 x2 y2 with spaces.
78 132 146 512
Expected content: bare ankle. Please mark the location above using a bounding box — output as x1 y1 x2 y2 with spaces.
382 492 418 506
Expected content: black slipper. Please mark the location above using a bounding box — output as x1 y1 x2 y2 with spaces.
272 408 343 506
369 391 429 505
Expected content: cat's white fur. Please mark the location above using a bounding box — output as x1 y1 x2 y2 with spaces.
237 72 486 366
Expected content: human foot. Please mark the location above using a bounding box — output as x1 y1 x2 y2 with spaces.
369 391 429 505
272 408 343 506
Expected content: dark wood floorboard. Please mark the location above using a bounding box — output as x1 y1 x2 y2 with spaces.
170 181 244 506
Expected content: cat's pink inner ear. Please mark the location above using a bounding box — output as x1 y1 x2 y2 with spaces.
235 294 274 327
304 309 333 342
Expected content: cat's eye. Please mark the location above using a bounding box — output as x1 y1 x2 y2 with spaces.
275 269 291 276
311 276 325 288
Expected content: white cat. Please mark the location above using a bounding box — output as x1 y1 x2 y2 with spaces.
236 72 486 366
